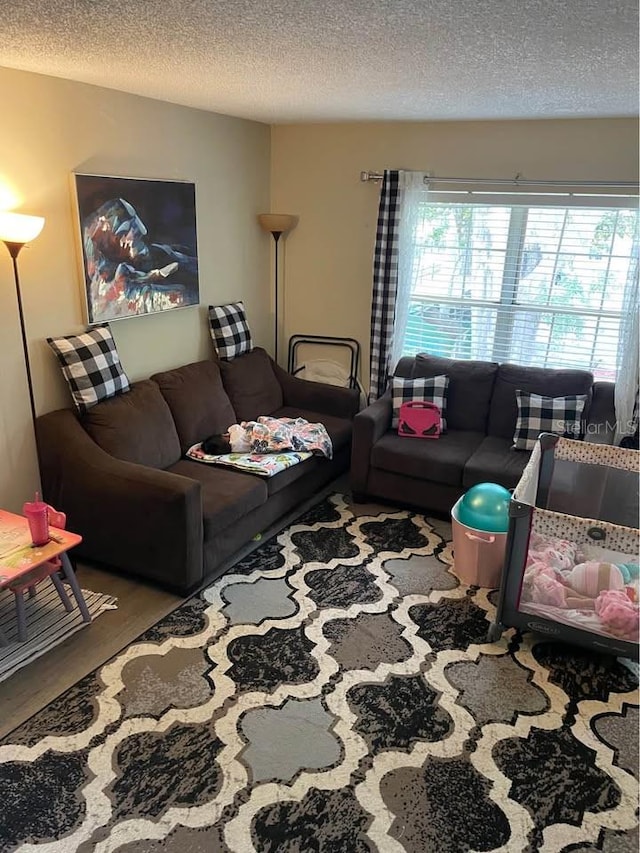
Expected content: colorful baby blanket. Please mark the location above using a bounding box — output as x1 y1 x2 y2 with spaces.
186 444 312 477
234 417 333 459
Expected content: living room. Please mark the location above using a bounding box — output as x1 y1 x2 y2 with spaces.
0 2 638 851
0 86 637 513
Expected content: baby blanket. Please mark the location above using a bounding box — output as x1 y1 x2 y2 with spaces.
186 443 312 477
233 417 333 459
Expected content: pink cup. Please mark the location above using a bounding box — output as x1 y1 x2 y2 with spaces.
23 500 49 546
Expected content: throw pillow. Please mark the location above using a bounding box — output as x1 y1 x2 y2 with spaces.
208 301 253 360
513 390 588 450
47 325 130 414
391 375 449 430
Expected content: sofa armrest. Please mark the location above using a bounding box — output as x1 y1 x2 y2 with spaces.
350 394 393 493
272 362 360 419
585 381 616 445
36 409 203 592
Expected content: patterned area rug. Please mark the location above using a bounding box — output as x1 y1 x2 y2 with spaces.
0 494 638 852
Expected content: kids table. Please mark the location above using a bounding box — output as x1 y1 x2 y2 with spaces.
0 509 89 644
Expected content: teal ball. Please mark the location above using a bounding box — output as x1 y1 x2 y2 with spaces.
457 483 511 533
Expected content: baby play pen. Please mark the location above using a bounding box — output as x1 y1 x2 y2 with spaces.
489 434 639 659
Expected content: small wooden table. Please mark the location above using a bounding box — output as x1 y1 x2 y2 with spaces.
0 509 89 644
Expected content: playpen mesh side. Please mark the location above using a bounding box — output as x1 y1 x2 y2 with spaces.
553 437 640 472
532 507 639 557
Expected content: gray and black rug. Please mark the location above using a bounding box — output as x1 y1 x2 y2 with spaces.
1 494 638 852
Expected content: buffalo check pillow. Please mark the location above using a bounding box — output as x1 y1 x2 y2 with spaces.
208 301 253 360
47 325 130 414
513 390 588 450
391 375 449 430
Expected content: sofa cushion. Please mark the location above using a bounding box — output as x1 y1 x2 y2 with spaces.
371 430 485 487
412 354 498 433
208 301 253 360
512 390 589 449
391 375 449 430
152 360 237 454
220 347 284 421
487 364 593 440
48 324 130 414
82 380 181 469
167 459 267 537
463 436 531 491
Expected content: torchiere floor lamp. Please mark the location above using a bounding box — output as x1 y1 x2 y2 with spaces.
257 213 298 364
0 211 46 427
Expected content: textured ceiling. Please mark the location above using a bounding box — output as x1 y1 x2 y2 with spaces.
0 0 637 123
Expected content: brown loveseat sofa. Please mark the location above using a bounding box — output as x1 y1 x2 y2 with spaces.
37 347 359 593
350 353 616 515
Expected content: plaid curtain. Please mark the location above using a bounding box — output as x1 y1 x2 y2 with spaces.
368 170 401 401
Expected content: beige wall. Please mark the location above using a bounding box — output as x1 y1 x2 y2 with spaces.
271 118 639 385
0 66 270 511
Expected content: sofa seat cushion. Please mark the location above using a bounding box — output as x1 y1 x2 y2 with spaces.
272 407 353 453
264 454 324 496
82 380 181 469
487 364 594 440
371 430 485 486
152 360 236 453
463 436 531 491
219 347 283 421
166 459 267 538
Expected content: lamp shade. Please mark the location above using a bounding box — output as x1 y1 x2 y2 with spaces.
0 211 45 244
257 213 298 235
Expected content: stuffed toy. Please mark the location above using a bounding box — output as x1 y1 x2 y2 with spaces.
595 589 640 639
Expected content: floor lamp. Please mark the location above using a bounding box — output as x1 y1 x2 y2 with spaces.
257 213 298 364
0 211 46 428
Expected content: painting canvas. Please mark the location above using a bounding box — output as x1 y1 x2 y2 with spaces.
73 174 200 324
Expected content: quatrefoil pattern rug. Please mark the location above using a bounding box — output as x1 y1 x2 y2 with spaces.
1 494 638 852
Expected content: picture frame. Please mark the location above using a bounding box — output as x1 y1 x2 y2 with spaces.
73 173 200 324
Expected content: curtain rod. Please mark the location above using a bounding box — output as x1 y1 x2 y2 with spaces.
359 170 638 189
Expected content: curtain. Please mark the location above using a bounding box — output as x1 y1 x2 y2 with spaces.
368 170 432 400
614 263 639 443
390 172 430 370
368 170 400 401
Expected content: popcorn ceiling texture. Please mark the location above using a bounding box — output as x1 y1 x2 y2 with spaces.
0 0 637 123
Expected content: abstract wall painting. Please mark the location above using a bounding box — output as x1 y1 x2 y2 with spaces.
73 174 200 324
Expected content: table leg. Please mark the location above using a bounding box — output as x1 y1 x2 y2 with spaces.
59 552 92 623
15 591 27 642
50 572 74 612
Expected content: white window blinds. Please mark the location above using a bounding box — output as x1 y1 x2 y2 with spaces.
399 197 639 381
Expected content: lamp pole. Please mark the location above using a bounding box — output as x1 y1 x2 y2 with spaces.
5 242 36 427
257 214 298 365
0 211 46 432
271 230 283 363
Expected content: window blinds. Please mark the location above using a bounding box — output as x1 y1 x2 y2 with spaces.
400 199 639 380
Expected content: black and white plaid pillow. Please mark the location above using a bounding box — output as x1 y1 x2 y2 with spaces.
208 302 253 360
513 390 588 450
391 375 449 430
47 325 130 415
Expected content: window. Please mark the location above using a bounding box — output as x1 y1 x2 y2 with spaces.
399 197 639 380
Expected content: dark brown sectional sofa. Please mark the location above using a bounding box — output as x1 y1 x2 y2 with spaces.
350 353 616 515
36 348 359 593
